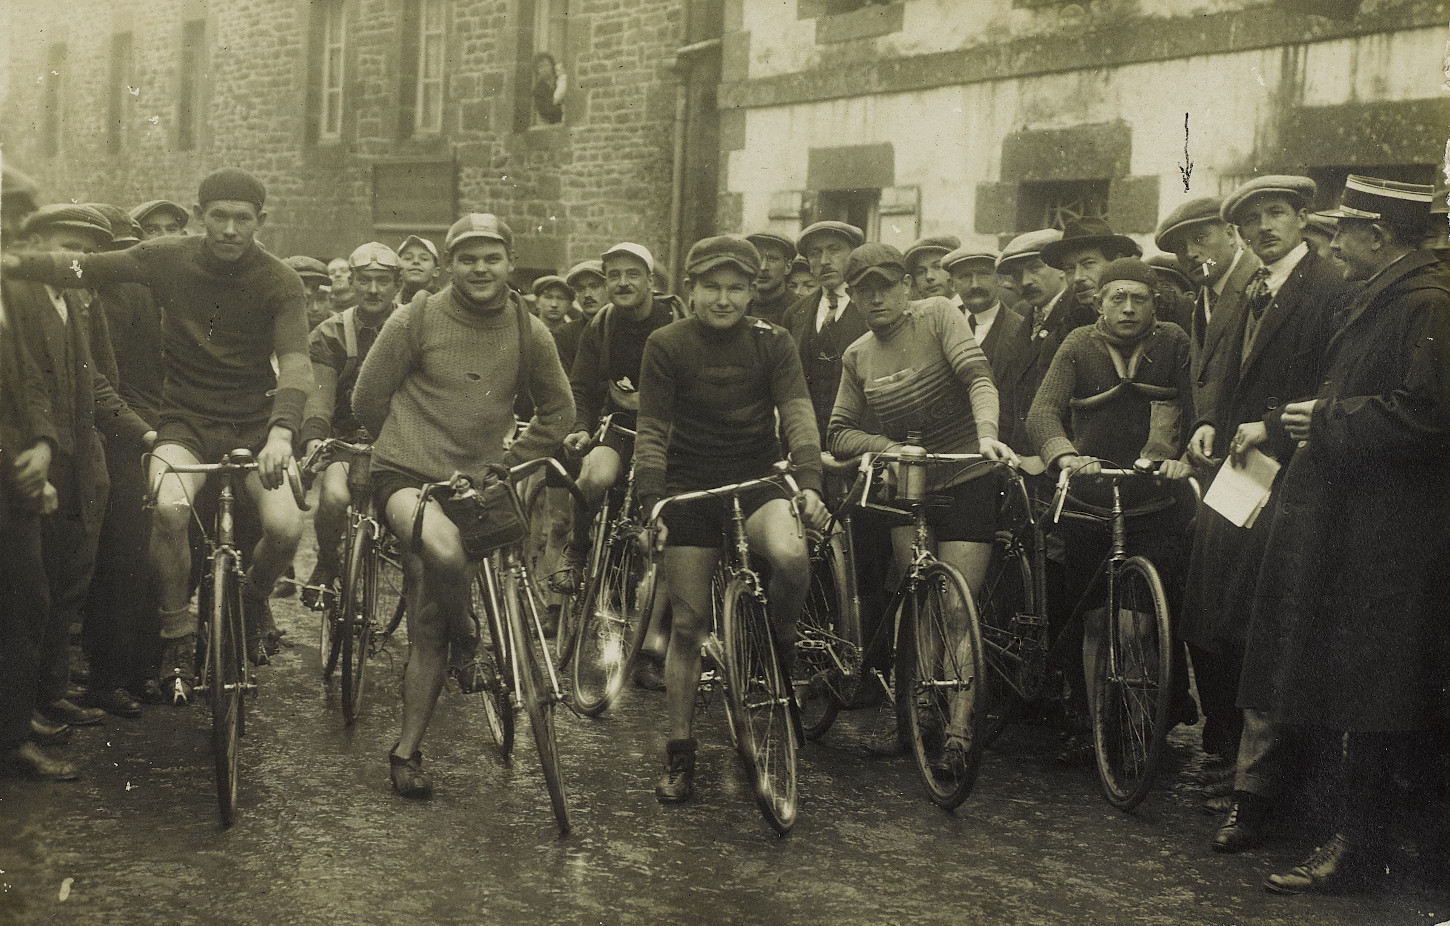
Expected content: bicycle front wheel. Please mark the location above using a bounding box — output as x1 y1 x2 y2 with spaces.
977 536 1037 745
796 527 860 739
571 523 648 716
339 526 375 724
210 553 245 826
895 562 987 810
722 579 797 835
507 567 571 834
1091 555 1173 811
472 568 515 760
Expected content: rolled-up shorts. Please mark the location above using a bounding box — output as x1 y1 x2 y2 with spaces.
662 483 791 549
155 410 270 463
919 474 999 544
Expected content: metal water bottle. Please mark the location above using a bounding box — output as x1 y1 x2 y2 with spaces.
898 431 927 502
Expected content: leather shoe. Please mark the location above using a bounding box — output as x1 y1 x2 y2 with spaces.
41 698 105 726
1 742 79 781
632 653 666 692
1212 794 1268 853
83 687 143 719
29 714 72 747
1264 834 1377 894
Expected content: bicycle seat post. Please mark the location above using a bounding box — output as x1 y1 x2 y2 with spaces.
1109 479 1127 561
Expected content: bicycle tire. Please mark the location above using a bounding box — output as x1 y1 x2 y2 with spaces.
571 523 647 716
895 562 987 810
796 527 860 739
1091 555 1173 812
320 574 343 683
507 566 571 834
977 536 1038 746
211 553 244 826
339 526 374 724
722 578 798 835
472 569 515 761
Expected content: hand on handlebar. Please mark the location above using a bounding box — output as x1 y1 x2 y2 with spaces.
979 437 1019 466
1157 458 1195 480
563 430 592 453
256 428 294 491
1058 454 1101 477
796 488 829 531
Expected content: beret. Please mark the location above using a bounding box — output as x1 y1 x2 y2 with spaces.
1220 175 1316 225
744 231 797 260
686 235 761 277
1097 257 1157 291
565 259 605 285
602 242 655 273
903 235 962 267
1040 217 1140 270
21 203 112 242
844 242 908 287
996 228 1063 270
941 246 998 271
1153 196 1225 251
129 199 190 229
445 213 513 252
197 167 266 209
532 274 575 298
796 221 864 254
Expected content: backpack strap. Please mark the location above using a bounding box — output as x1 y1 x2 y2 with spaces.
514 294 532 402
341 306 358 360
405 288 430 362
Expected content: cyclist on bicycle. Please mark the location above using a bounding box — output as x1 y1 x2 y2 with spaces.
828 242 1017 761
1025 257 1197 764
1 168 313 701
298 242 403 607
352 213 573 798
636 235 828 804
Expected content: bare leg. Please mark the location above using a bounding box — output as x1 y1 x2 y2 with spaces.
662 547 720 741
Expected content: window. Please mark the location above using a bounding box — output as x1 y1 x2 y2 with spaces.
320 2 346 140
415 0 446 133
1016 179 1110 232
813 189 881 239
42 43 65 158
531 0 569 126
108 33 134 153
177 19 206 151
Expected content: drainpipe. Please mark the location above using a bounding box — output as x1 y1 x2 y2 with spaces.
667 38 721 294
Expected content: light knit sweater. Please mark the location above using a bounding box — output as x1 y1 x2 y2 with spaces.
353 287 573 481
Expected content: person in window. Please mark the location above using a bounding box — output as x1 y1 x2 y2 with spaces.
533 53 567 125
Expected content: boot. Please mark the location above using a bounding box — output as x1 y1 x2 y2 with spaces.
654 737 697 804
1212 790 1269 853
1264 833 1379 894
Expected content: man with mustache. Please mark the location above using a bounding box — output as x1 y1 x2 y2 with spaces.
941 246 1024 378
782 221 868 443
744 231 797 326
1192 175 1350 855
903 235 960 300
565 260 607 320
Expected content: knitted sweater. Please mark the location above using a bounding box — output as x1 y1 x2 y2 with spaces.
829 297 999 490
353 287 573 482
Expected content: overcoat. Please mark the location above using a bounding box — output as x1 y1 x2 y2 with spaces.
1237 250 1450 732
1179 247 1347 647
1189 248 1262 415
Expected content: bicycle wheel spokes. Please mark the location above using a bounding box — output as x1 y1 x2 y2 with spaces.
897 563 986 810
1091 556 1173 811
572 527 646 716
976 539 1036 744
507 568 571 835
796 538 846 740
473 570 515 760
211 554 244 826
722 580 797 835
340 527 376 724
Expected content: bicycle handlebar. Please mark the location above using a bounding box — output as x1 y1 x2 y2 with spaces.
596 412 637 442
507 456 590 508
1050 458 1202 523
146 449 310 512
646 461 802 527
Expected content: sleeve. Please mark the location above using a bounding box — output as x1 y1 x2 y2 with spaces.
85 304 150 444
828 348 895 460
936 301 1000 443
1026 336 1080 466
633 332 676 516
1263 276 1346 454
1311 292 1450 460
11 320 59 450
504 316 575 467
6 242 159 288
301 319 347 445
569 315 606 434
267 271 314 437
352 304 416 441
768 330 823 496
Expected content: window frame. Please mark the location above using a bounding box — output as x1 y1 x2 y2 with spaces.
319 0 347 141
413 0 447 135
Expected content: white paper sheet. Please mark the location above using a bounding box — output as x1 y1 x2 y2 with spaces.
1203 448 1280 529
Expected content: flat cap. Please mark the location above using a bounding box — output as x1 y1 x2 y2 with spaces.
88 203 142 247
1144 253 1193 292
284 255 330 283
1040 217 1140 269
349 241 401 271
198 167 266 209
1221 176 1316 225
601 242 655 273
796 221 864 254
129 199 189 229
21 203 113 242
686 235 761 278
844 243 908 287
1317 174 1433 228
744 231 797 260
789 256 813 275
903 235 961 268
941 246 998 272
445 213 513 252
996 228 1063 271
565 259 605 285
397 234 439 262
532 274 575 299
1154 196 1225 252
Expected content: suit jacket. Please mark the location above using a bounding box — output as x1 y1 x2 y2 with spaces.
783 290 870 441
976 304 1026 380
994 290 1096 453
1191 249 1261 418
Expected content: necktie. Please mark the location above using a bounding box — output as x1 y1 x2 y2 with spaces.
819 289 839 335
1245 267 1271 320
968 313 978 334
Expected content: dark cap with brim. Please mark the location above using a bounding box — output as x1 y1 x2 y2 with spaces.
941 246 998 272
844 242 908 287
686 235 761 277
1040 217 1141 269
284 255 330 283
796 221 864 254
21 203 113 243
1221 175 1316 225
903 235 962 268
445 213 514 252
88 203 142 247
996 228 1062 271
565 259 605 286
1154 196 1225 252
1145 253 1193 291
532 274 575 299
745 231 797 260
1316 174 1433 229
129 199 190 229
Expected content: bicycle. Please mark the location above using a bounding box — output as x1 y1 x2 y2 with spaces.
846 450 993 810
565 414 652 716
145 448 308 826
642 462 805 835
410 457 588 835
299 439 407 725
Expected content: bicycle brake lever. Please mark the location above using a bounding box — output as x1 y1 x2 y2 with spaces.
1050 468 1070 524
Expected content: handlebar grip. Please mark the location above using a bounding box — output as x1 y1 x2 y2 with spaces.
288 462 311 512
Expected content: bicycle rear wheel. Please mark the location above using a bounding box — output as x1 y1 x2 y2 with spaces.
895 562 986 810
722 578 797 835
507 566 571 834
977 536 1038 745
472 568 515 761
339 526 374 724
571 523 648 716
210 553 245 826
1091 555 1173 811
796 527 860 739
320 575 343 682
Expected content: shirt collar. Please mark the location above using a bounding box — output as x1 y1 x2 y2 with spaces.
1210 248 1245 298
1262 241 1309 297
